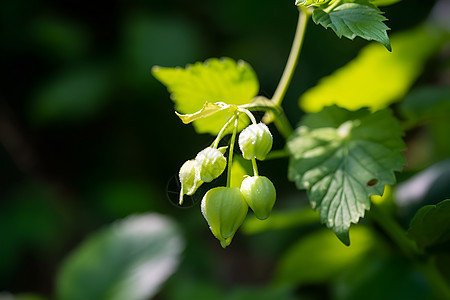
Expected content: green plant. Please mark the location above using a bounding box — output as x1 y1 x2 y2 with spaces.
153 0 450 298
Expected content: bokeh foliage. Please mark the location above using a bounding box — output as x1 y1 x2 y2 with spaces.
0 0 449 299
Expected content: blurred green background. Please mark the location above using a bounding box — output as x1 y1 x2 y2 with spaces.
0 0 448 299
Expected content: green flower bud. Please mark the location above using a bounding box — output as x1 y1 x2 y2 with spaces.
201 187 248 248
238 123 273 160
240 176 276 220
195 147 227 182
179 159 203 205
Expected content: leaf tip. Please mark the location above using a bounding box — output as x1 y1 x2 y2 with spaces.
334 228 351 246
385 42 392 52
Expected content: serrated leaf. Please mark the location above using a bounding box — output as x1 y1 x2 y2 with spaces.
300 25 446 113
313 3 391 50
287 106 405 244
56 214 184 300
408 199 450 250
152 57 258 135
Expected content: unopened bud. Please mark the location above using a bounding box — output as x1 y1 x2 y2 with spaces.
240 176 276 220
238 123 273 160
195 147 227 182
179 159 203 205
201 187 248 248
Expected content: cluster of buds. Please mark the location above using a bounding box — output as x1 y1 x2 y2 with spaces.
178 104 277 248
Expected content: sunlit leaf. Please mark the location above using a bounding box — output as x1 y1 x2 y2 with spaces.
313 3 391 50
287 106 405 244
175 102 233 124
275 226 380 285
408 199 450 250
56 214 184 300
300 25 446 113
152 57 258 134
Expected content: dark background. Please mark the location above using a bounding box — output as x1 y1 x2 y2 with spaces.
0 0 443 298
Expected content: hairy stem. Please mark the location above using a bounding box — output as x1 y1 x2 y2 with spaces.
271 7 310 107
370 203 450 300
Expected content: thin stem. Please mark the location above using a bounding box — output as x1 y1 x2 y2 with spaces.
271 8 310 107
251 158 259 176
226 113 239 187
213 114 237 148
238 108 258 125
370 203 419 259
273 109 294 139
370 203 450 300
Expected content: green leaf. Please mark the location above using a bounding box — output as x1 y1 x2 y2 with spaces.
175 102 232 124
56 213 184 300
152 57 259 134
300 25 446 113
313 3 391 50
408 199 450 250
275 226 380 285
287 106 405 244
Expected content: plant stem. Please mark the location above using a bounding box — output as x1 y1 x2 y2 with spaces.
213 114 237 148
251 158 259 176
370 203 450 300
273 108 294 139
226 113 239 187
245 103 294 139
271 7 310 107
